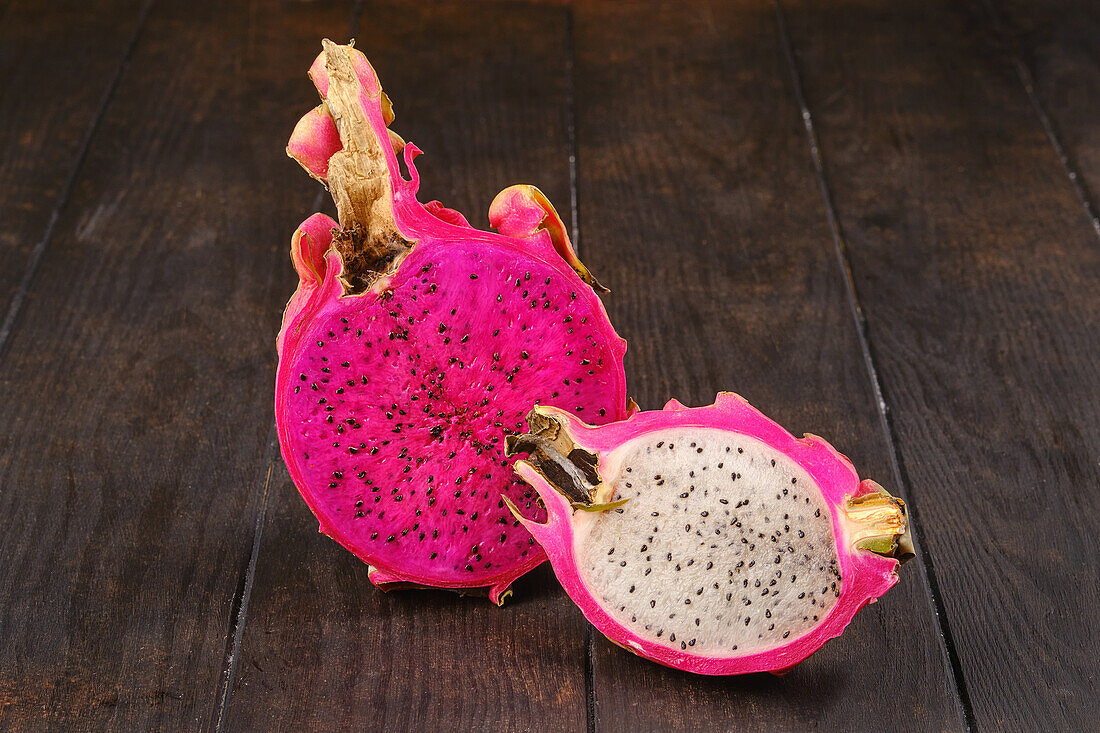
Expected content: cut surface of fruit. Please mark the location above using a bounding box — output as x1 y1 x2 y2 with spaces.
507 393 911 672
276 40 629 603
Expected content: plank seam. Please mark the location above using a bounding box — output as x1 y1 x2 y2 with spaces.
211 190 335 733
979 0 1100 243
0 0 157 362
213 187 327 733
565 4 582 253
772 2 975 729
563 7 597 733
212 3 363 725
563 7 598 730
212 444 274 733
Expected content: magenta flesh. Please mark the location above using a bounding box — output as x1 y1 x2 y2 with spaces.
276 41 629 603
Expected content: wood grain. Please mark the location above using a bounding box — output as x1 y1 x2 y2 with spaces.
0 0 147 333
4 0 1096 729
784 0 1100 728
223 3 591 730
571 2 962 730
0 0 352 729
991 0 1100 233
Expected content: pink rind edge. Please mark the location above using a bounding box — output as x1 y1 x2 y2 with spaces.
366 567 519 607
517 393 901 674
287 105 341 181
277 213 339 359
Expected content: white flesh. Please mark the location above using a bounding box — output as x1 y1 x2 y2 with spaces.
577 429 841 655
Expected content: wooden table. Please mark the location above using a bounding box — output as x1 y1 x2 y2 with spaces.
2 0 1097 730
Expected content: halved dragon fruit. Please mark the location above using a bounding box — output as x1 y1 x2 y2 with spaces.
505 393 912 673
276 40 629 603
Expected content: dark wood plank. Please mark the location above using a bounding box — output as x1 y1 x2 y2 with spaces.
571 2 962 730
0 1 353 729
223 3 590 730
0 0 147 334
991 0 1100 234
784 0 1100 728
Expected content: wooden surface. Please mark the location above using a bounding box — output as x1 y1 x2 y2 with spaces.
0 0 1096 730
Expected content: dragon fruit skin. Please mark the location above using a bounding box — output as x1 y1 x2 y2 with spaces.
276 41 628 604
506 393 911 673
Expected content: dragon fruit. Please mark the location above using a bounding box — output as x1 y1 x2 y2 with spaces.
275 40 629 604
505 393 912 673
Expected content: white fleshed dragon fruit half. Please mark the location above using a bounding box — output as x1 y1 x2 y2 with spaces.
505 393 912 674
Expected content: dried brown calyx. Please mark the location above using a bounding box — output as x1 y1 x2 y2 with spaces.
320 39 412 293
506 408 630 512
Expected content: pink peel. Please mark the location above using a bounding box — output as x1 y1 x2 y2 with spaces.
287 106 341 182
490 184 607 293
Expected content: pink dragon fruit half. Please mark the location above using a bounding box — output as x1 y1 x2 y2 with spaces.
276 40 629 604
505 393 912 673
